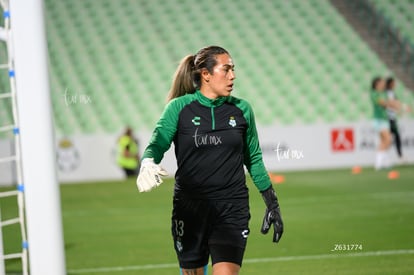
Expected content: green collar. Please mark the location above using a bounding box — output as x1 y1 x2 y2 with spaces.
195 90 227 107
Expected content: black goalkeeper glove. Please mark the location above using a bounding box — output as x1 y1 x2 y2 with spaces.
261 186 284 243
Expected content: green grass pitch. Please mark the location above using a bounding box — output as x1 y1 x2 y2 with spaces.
2 165 414 274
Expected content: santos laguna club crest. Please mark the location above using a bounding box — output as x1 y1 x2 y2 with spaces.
229 116 237 127
56 138 80 172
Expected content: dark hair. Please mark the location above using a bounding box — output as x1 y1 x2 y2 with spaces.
371 77 382 90
385 77 395 89
124 126 133 136
167 46 229 101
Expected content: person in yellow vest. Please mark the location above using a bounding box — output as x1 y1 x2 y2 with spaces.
117 127 140 177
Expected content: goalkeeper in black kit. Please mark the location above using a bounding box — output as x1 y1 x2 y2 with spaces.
136 46 283 275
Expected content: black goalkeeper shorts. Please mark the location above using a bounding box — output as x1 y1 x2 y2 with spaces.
171 198 250 269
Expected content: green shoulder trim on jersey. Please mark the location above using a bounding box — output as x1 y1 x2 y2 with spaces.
229 96 272 192
142 93 197 164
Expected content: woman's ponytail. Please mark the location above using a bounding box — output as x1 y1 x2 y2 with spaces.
167 55 196 101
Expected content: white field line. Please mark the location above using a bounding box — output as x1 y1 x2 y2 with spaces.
67 249 414 274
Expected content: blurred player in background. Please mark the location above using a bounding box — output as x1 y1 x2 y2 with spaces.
136 46 283 275
386 77 405 163
117 126 140 177
370 77 400 170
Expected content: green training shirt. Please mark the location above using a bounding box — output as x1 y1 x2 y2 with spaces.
370 89 388 120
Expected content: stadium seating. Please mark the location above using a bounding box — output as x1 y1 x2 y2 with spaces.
0 0 413 136
370 0 414 44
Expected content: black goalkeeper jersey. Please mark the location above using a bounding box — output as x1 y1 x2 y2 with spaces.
142 90 272 200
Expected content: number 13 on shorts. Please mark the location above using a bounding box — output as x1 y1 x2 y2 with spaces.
173 219 185 253
174 219 185 237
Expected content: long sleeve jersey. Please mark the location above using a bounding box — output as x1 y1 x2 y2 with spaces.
142 90 272 200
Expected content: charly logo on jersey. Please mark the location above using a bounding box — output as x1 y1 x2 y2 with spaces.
241 229 250 239
229 116 237 127
192 116 200 126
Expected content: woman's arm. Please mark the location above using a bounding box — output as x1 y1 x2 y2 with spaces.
142 100 181 164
